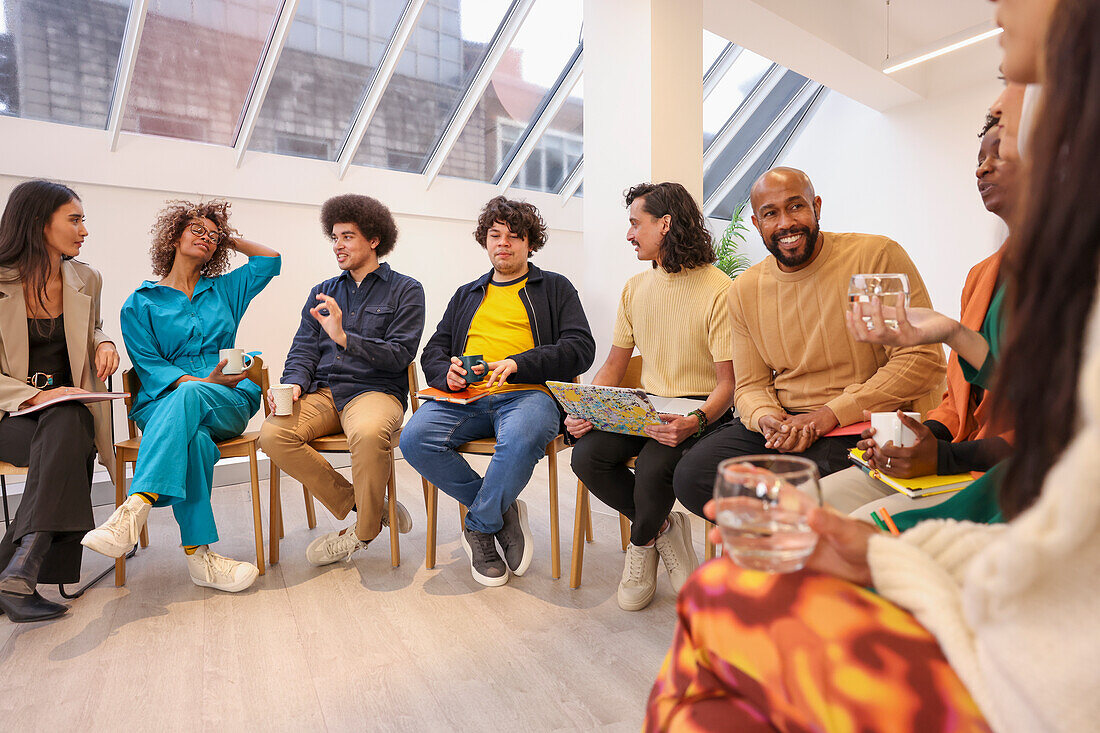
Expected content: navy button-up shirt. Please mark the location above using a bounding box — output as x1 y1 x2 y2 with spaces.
281 263 425 411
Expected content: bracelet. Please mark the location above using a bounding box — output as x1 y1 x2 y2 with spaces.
689 408 708 438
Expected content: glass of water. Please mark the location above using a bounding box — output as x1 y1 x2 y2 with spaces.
713 455 822 573
848 273 910 330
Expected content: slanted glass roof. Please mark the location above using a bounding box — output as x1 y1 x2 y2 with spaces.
351 0 511 173
0 0 128 127
438 0 581 185
0 3 828 204
121 0 283 144
247 0 407 161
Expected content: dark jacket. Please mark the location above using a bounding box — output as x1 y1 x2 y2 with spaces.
421 264 595 394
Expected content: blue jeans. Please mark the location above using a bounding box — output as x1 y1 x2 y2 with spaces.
400 390 560 534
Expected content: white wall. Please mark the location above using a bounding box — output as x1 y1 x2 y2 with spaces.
766 79 1009 319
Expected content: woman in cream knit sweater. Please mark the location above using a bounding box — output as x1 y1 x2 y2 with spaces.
645 0 1096 730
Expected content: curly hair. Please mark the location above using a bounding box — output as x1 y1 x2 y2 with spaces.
474 196 546 253
320 194 398 257
624 182 715 273
148 199 238 278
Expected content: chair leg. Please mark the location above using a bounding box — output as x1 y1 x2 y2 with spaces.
303 485 317 530
458 504 467 526
388 457 400 568
425 481 437 570
547 444 560 580
705 520 718 561
569 481 588 589
619 513 631 552
269 464 281 566
114 453 127 587
585 497 594 543
248 444 265 576
139 523 149 548
1 474 9 528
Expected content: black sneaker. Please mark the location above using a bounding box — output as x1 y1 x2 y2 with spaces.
461 528 509 587
496 500 533 576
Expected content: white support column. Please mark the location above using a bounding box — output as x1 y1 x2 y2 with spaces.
106 0 150 151
581 0 704 360
233 0 302 167
336 0 427 179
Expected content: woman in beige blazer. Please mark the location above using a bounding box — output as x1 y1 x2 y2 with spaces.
0 180 119 622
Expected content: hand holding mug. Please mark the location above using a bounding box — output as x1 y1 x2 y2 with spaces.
267 383 301 415
205 359 248 388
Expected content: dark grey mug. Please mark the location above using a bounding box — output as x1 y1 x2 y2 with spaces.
458 354 489 385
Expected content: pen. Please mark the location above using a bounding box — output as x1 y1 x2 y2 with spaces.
879 507 901 536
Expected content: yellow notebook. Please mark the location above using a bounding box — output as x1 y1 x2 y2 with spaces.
848 448 973 498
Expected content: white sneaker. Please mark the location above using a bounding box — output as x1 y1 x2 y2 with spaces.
617 543 658 611
654 511 699 593
305 526 367 566
381 498 413 534
81 495 151 558
186 546 259 593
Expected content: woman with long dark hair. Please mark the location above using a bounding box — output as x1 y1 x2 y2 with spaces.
646 0 1096 730
81 199 279 593
0 180 120 622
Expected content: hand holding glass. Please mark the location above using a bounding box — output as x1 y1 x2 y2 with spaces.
713 455 822 573
849 273 910 330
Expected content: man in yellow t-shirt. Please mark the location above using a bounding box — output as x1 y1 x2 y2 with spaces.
401 196 594 587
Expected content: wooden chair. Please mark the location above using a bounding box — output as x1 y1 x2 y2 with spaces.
422 431 577 579
267 363 421 568
112 357 272 586
569 356 717 589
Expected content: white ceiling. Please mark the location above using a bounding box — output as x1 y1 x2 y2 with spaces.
704 0 1000 111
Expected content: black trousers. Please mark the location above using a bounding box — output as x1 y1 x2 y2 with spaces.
672 419 858 520
570 413 731 546
0 402 96 584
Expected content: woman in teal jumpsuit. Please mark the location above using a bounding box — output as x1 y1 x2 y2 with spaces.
82 200 279 593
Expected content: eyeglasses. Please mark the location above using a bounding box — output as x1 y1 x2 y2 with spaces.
187 222 224 245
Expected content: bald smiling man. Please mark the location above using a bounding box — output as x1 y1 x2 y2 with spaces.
671 167 947 517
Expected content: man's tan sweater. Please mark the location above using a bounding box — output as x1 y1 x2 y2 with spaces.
730 231 946 432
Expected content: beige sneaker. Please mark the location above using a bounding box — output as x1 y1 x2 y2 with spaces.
617 543 658 611
381 498 412 534
186 546 259 592
654 511 699 593
305 526 367 566
81 495 151 558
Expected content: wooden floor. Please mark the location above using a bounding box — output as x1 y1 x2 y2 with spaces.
0 454 711 731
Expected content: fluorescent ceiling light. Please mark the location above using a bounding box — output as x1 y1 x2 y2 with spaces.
883 23 1003 75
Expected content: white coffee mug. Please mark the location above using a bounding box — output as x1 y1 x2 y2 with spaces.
219 348 253 375
270 384 295 416
870 411 921 448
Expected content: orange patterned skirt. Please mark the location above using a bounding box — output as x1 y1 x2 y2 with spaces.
645 560 990 732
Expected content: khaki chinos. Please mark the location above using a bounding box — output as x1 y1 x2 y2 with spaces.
259 387 403 541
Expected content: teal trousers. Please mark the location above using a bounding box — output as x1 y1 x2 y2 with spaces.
130 380 259 546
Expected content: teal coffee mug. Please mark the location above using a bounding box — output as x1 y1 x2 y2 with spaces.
459 354 489 385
